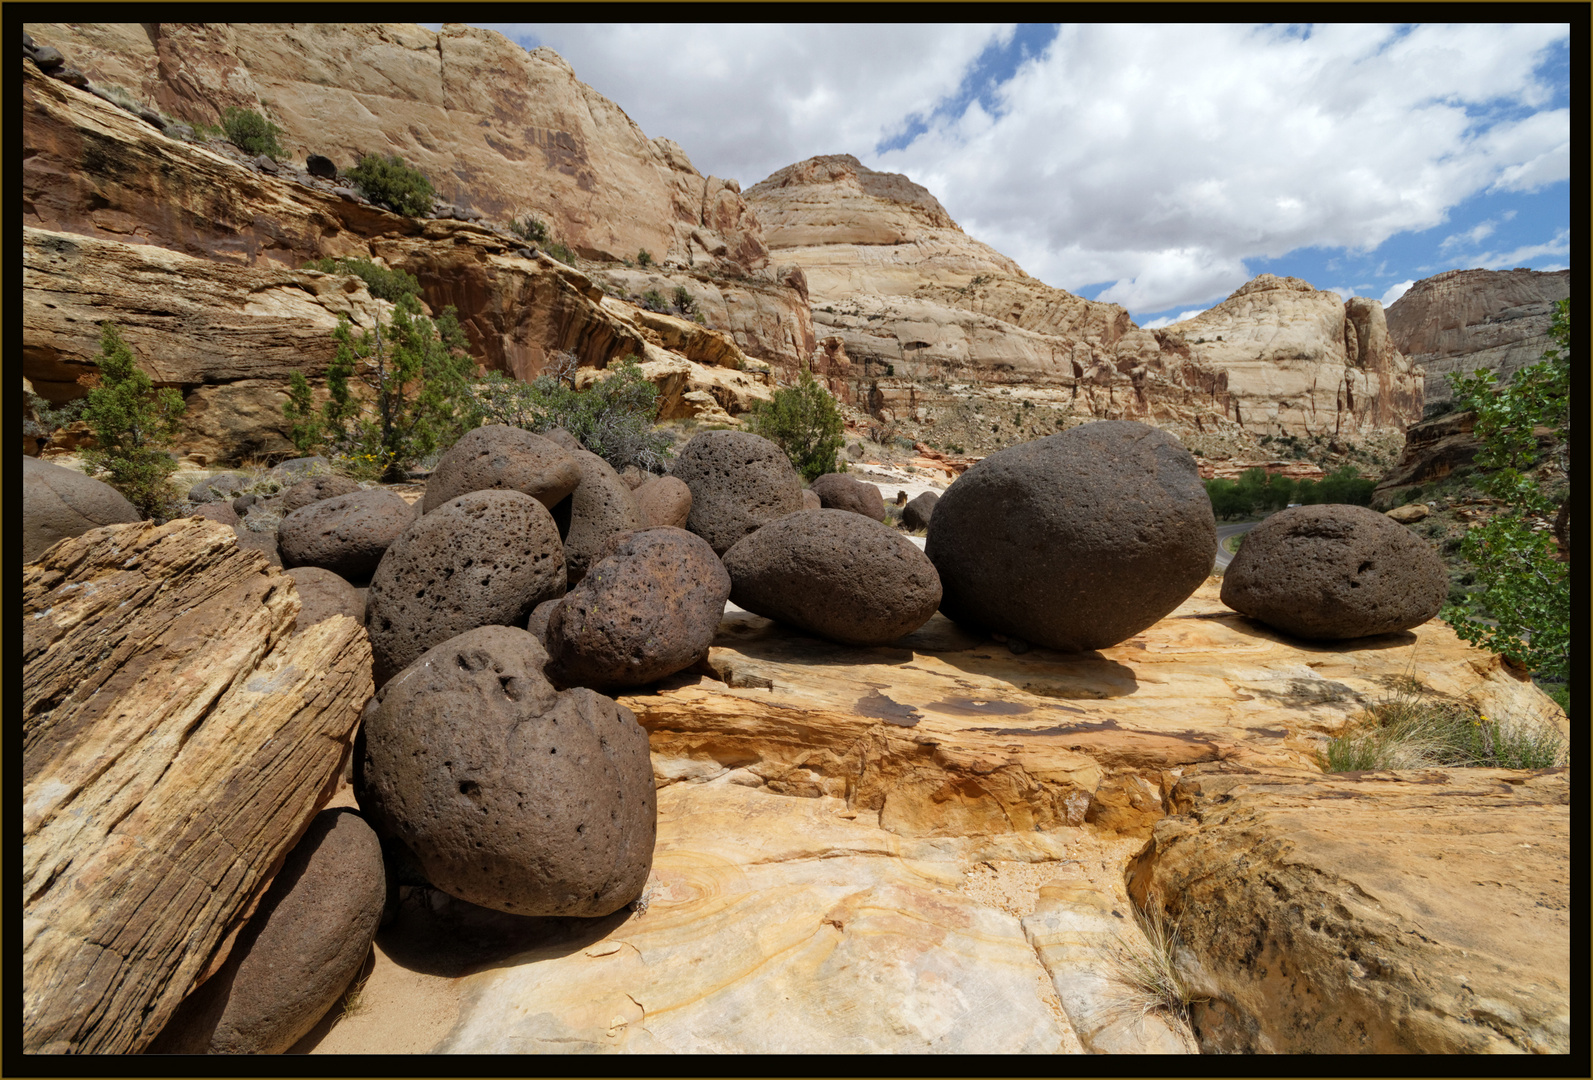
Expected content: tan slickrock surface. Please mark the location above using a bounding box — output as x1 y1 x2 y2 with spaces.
1127 764 1571 1053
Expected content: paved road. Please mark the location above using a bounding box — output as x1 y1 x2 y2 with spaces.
1214 521 1260 570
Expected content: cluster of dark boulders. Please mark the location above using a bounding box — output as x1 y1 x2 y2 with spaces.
1221 505 1449 639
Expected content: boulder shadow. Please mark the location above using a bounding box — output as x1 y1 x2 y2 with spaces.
374 886 633 980
1221 613 1422 654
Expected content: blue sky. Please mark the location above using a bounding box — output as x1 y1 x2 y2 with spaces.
448 23 1570 327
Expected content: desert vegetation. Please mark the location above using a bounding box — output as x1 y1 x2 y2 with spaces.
79 322 186 519
347 154 436 217
746 366 846 480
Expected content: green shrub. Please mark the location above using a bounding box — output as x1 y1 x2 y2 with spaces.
221 106 285 158
637 249 654 268
462 352 671 473
80 322 186 519
640 289 668 312
673 285 696 314
347 154 435 217
543 240 577 266
290 294 475 481
1441 298 1569 686
747 366 845 481
511 217 549 245
303 257 421 303
24 392 85 444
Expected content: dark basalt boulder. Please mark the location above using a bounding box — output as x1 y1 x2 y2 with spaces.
809 472 886 521
925 422 1216 652
421 424 580 514
670 431 804 555
355 625 656 917
365 490 566 686
278 473 362 514
551 449 644 587
634 475 692 529
1220 504 1449 639
546 527 731 690
22 455 140 562
902 491 939 531
278 487 416 583
723 509 942 646
147 809 385 1055
287 566 365 628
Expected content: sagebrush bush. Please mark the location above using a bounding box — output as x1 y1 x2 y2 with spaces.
81 322 186 519
464 352 671 473
221 106 285 158
747 366 845 481
303 257 422 303
347 154 435 217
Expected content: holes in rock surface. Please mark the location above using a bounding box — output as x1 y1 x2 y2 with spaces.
458 779 480 796
549 747 558 754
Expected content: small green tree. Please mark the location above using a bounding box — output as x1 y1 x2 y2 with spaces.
303 257 421 303
80 322 186 519
221 106 285 158
748 366 845 481
282 371 322 455
347 154 435 217
636 249 654 268
673 285 696 315
1442 299 1570 686
307 294 476 480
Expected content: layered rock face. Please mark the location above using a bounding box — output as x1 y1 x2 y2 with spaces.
1165 275 1424 437
21 30 806 462
1385 268 1571 417
25 22 767 272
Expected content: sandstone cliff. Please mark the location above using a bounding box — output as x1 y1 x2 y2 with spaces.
1385 268 1571 417
1166 275 1424 437
745 156 1420 462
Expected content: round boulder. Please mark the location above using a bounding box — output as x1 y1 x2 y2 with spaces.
421 424 581 514
188 473 248 503
306 153 338 180
287 566 365 628
552 449 644 586
723 509 942 646
355 625 656 917
278 487 416 582
22 455 141 562
670 430 804 555
902 490 939 531
1220 504 1449 639
190 501 239 527
809 472 886 521
147 809 385 1055
542 427 583 453
801 489 822 511
547 527 731 690
278 473 362 513
365 490 566 686
634 474 692 529
925 421 1216 652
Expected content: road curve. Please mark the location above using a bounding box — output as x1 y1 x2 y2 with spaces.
1214 521 1259 570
